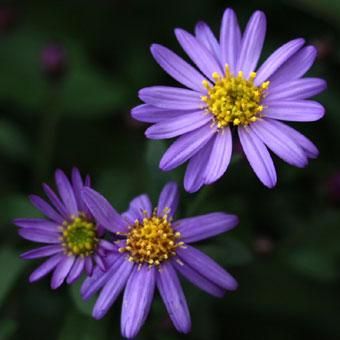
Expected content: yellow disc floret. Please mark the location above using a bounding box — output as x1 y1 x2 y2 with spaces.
201 65 270 128
119 209 183 266
61 214 98 256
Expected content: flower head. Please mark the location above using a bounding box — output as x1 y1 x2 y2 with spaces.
132 8 326 192
80 182 239 338
14 168 115 289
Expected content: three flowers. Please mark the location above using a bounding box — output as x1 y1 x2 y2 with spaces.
14 6 325 339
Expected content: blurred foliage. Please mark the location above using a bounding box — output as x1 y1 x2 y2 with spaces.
0 0 340 339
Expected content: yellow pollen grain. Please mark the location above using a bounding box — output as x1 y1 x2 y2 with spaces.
119 208 182 267
201 65 270 128
61 213 98 256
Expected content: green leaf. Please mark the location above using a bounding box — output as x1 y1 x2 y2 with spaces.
58 311 106 340
96 168 135 211
200 236 253 267
59 63 126 117
286 249 338 281
0 247 26 308
0 319 17 340
145 141 174 198
0 120 30 160
0 194 38 226
292 0 340 29
69 278 96 317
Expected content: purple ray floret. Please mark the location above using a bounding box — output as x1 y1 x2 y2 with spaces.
14 168 116 289
132 7 327 192
80 182 239 338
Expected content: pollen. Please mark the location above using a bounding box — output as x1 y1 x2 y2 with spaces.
201 65 270 128
119 209 183 266
60 214 98 256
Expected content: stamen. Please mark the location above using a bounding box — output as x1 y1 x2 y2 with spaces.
119 208 181 266
201 65 270 128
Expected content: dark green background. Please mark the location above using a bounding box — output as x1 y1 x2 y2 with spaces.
0 0 339 339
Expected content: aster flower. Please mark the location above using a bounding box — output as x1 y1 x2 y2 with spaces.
80 182 239 338
14 168 115 289
132 8 326 192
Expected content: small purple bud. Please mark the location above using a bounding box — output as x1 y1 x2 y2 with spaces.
253 236 274 256
0 6 16 34
312 37 334 61
40 44 67 80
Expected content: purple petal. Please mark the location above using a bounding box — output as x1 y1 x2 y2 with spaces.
265 78 327 101
94 255 107 272
13 218 59 230
177 246 238 291
269 45 317 86
85 175 91 187
121 210 138 225
145 110 211 140
139 86 202 111
250 119 308 168
195 21 221 63
29 253 64 283
151 44 206 93
183 139 214 193
157 182 179 217
29 195 64 224
268 119 319 158
236 11 266 77
99 239 116 252
21 245 62 260
172 259 225 298
263 100 325 122
85 257 94 276
157 262 191 333
220 8 241 74
18 228 60 244
131 104 190 123
175 28 223 80
255 38 305 86
160 124 215 171
55 169 78 216
238 126 277 188
81 187 128 232
121 266 156 339
42 184 68 218
175 212 239 243
66 257 85 284
71 167 88 213
203 128 232 185
51 255 75 289
92 259 134 320
81 255 123 300
128 194 153 219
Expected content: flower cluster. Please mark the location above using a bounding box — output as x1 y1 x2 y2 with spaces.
15 169 239 338
14 6 326 339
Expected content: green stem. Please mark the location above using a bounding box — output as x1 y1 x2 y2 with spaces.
34 85 61 183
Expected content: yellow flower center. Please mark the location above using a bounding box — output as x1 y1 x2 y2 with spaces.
61 214 98 256
119 209 183 266
201 65 270 128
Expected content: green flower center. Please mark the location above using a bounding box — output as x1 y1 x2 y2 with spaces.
61 215 98 256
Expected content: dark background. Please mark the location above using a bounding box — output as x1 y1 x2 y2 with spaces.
0 0 339 339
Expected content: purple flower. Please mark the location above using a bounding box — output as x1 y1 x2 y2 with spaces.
81 182 239 338
40 43 67 80
132 8 326 192
14 168 115 289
